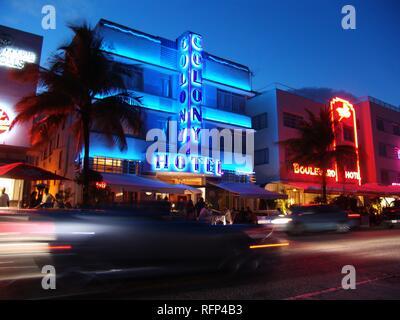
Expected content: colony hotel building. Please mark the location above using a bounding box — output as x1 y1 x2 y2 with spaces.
247 85 400 207
38 19 284 208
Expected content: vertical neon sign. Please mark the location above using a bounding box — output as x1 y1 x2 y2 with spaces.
177 32 203 151
330 97 361 186
153 32 221 176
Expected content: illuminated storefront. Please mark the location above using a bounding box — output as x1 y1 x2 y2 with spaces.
248 86 400 207
0 25 43 206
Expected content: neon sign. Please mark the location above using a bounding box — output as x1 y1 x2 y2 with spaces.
292 163 360 181
177 32 203 147
336 104 351 121
330 98 362 185
153 32 222 177
0 46 36 69
95 181 107 189
153 153 222 176
0 108 11 134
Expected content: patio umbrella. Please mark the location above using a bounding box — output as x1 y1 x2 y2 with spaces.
0 162 68 181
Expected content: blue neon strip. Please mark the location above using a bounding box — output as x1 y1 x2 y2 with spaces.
207 55 249 72
204 107 251 128
102 23 161 44
94 94 249 127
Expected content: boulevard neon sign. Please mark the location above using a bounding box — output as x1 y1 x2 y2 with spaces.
292 163 360 181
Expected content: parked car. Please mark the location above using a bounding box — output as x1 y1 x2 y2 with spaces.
286 205 350 235
382 200 400 229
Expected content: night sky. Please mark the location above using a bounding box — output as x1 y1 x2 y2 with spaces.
1 0 399 106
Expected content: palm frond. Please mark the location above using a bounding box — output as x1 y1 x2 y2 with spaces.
91 93 142 151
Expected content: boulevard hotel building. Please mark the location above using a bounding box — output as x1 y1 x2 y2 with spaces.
0 21 399 208
248 86 400 207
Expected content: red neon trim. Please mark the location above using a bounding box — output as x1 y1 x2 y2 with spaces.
330 97 362 186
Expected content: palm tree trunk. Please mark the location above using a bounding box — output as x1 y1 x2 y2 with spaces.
321 169 327 204
82 111 90 207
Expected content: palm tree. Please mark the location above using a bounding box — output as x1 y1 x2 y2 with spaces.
10 23 142 206
280 108 357 204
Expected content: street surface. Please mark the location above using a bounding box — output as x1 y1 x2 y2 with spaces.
2 228 400 300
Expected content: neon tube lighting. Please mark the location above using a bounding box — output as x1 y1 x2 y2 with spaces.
102 23 161 44
330 97 362 186
207 55 249 72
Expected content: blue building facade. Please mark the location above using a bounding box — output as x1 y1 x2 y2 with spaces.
82 20 257 206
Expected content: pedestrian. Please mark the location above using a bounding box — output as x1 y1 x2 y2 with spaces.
29 191 38 208
185 199 196 220
54 193 65 208
177 198 185 216
198 205 212 223
163 196 171 212
40 187 54 208
246 206 257 224
224 207 233 225
195 197 205 217
0 188 9 207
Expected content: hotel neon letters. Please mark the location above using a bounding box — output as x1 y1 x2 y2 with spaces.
153 32 222 176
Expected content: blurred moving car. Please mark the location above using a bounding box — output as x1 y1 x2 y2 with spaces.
382 200 400 229
285 205 350 235
0 205 287 283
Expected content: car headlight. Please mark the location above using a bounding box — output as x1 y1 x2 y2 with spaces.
271 218 292 225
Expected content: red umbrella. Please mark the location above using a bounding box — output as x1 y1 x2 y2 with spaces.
0 162 68 180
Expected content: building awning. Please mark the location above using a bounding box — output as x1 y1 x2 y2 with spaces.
210 182 287 199
101 173 189 194
284 181 400 196
173 184 202 194
361 183 400 196
0 162 68 181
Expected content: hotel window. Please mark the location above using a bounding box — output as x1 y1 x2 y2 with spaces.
252 113 268 130
378 143 387 157
283 112 303 129
232 94 246 114
376 118 384 132
91 157 140 175
381 170 389 185
92 157 123 174
161 77 172 98
254 148 269 165
125 68 143 91
217 90 246 114
343 125 354 142
393 125 400 136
